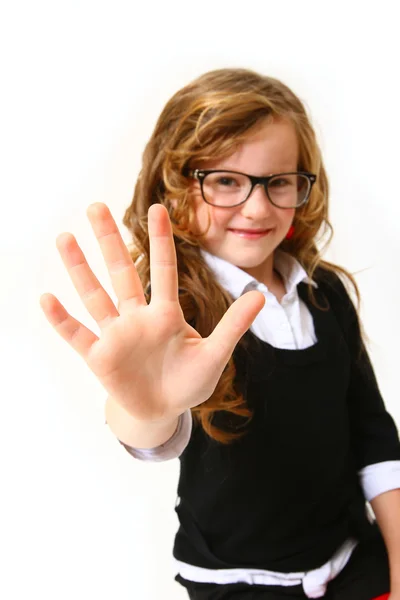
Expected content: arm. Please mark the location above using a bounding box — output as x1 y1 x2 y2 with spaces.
105 394 180 447
370 489 400 594
345 319 400 471
105 396 192 462
359 462 400 594
329 274 400 592
117 408 192 462
325 272 400 469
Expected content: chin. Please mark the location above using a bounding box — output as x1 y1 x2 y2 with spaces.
227 252 273 268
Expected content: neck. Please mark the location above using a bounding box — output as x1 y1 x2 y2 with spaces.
254 265 285 302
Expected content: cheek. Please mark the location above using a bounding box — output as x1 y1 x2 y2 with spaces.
210 210 232 233
191 196 219 239
192 200 229 236
279 208 296 227
193 201 210 229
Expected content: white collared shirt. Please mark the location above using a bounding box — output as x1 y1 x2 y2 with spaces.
200 248 319 350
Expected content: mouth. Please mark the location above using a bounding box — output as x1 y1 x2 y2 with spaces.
229 229 271 233
228 228 273 238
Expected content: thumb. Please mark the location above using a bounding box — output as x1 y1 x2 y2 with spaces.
206 290 265 363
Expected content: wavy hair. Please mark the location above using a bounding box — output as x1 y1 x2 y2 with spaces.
122 67 365 444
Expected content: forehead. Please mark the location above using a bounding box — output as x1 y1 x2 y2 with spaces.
201 119 299 174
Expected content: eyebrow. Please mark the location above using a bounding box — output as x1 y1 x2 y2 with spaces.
206 167 298 176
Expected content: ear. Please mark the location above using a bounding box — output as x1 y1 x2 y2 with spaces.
171 198 178 209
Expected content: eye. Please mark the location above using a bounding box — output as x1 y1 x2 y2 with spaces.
204 171 248 195
270 177 290 187
216 176 240 187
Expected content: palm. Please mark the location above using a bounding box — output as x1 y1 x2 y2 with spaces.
39 202 265 422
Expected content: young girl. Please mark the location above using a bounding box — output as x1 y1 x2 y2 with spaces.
39 68 400 600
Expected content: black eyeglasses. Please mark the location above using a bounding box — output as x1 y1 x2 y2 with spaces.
183 168 317 209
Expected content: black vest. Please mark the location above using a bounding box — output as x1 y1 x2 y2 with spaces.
173 271 400 573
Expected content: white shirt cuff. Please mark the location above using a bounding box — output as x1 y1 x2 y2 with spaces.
119 409 192 462
358 460 400 501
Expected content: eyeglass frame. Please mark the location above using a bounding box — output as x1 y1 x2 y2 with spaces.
182 168 317 209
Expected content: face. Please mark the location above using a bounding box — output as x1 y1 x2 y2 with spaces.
188 118 298 283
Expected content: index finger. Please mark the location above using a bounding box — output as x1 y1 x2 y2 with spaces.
148 203 179 304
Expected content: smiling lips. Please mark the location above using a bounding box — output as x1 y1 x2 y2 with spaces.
230 228 271 233
228 228 273 238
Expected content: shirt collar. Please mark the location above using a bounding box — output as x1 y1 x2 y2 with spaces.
199 248 318 300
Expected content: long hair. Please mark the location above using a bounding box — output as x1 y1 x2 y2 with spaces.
122 67 364 444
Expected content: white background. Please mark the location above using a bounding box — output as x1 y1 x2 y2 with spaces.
1 1 399 598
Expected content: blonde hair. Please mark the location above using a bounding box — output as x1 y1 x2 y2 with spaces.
123 67 363 444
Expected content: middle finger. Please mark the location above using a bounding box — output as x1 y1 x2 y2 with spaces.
86 203 147 309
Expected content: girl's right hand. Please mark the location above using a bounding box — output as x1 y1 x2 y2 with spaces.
39 202 265 423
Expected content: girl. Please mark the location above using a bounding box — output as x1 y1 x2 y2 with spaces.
39 68 400 599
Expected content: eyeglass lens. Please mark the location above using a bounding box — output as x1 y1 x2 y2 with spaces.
202 172 310 208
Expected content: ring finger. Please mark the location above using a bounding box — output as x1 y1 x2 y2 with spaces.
56 232 120 328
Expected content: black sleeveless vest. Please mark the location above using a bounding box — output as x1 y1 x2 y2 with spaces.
172 270 400 573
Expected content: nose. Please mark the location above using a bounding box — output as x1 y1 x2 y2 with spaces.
240 183 275 219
